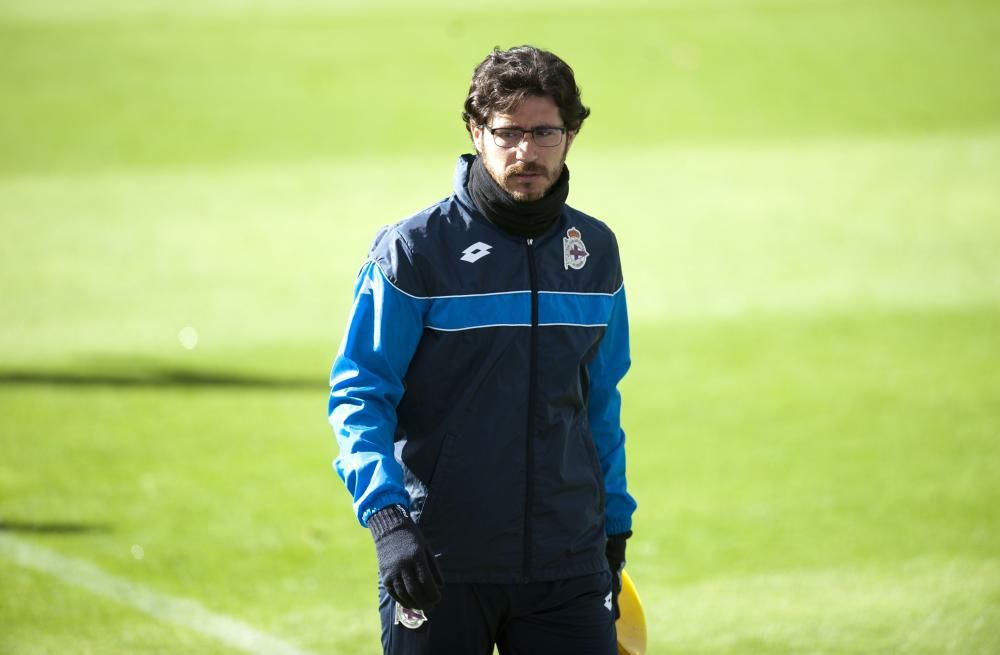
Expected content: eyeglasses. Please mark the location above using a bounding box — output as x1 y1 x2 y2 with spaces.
481 124 568 148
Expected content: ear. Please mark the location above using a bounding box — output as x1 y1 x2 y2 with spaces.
470 122 485 154
565 129 578 154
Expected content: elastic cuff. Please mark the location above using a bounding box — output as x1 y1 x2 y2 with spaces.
605 516 633 536
367 505 410 540
360 491 412 527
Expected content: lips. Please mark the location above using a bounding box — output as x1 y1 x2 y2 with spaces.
499 164 552 200
507 167 547 186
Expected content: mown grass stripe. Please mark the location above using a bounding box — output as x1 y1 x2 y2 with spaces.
0 534 318 655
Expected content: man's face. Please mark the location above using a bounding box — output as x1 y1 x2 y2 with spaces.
471 95 577 202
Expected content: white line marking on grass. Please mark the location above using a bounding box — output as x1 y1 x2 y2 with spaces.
0 534 318 655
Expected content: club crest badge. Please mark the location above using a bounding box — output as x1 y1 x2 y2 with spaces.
563 226 589 270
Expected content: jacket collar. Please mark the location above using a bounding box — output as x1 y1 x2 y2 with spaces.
451 154 568 245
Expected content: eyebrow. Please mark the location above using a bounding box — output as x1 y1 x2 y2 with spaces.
490 124 564 130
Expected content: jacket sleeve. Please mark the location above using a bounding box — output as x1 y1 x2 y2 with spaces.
586 282 638 535
328 233 426 527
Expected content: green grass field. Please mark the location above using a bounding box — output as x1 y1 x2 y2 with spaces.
2 0 999 653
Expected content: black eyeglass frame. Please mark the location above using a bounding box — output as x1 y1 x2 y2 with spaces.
480 124 569 148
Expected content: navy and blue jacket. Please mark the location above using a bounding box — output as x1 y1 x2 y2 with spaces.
329 155 637 584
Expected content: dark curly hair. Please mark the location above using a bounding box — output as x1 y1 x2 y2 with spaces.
462 46 591 136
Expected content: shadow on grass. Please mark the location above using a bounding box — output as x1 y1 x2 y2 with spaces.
0 520 112 535
0 368 319 390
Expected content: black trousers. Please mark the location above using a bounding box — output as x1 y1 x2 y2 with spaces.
378 571 617 655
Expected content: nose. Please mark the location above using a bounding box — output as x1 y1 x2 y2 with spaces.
515 134 539 161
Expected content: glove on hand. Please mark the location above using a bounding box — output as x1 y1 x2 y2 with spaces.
368 505 443 611
606 530 632 620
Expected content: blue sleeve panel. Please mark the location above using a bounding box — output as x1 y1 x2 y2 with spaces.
586 284 638 535
329 259 426 526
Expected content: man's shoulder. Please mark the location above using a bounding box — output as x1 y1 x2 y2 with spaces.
563 204 620 250
368 196 457 256
366 195 472 297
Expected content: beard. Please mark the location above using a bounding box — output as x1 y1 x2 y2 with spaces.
484 151 567 202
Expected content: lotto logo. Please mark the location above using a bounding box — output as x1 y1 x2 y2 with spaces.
460 241 493 263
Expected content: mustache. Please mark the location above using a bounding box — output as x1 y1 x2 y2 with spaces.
506 163 548 176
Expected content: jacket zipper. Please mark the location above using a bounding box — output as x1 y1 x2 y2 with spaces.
522 237 538 582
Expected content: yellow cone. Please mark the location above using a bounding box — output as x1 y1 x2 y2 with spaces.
616 570 647 655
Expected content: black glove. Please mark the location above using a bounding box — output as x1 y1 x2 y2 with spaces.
368 505 443 611
606 531 631 620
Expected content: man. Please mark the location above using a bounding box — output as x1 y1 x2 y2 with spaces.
328 45 637 654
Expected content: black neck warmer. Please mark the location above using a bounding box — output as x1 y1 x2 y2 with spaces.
467 155 569 239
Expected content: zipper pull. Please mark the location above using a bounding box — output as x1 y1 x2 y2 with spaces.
527 238 533 246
